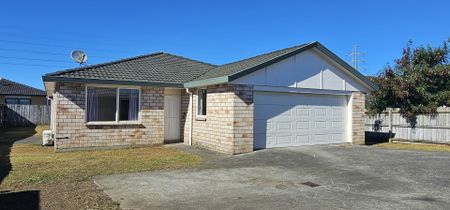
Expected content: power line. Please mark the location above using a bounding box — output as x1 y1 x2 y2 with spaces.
0 62 73 68
0 39 130 54
0 48 117 59
0 30 125 47
0 55 72 63
0 25 115 40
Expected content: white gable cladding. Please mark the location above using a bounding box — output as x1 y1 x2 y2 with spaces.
232 48 370 92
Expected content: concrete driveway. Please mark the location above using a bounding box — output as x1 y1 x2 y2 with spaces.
94 144 450 210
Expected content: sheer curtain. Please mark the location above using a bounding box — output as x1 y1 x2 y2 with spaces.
87 89 98 121
128 90 139 121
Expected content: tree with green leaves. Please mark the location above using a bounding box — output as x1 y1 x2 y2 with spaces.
366 39 450 126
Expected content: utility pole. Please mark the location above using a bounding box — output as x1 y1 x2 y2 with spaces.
348 45 365 71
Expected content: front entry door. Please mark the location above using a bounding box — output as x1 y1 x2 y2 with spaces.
164 92 181 141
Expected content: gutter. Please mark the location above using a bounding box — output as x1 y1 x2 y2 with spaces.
184 76 229 88
42 76 184 88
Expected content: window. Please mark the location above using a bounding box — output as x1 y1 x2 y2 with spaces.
119 89 139 121
5 98 31 105
86 87 140 122
197 89 207 116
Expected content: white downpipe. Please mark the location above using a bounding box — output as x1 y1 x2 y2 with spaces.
186 88 193 145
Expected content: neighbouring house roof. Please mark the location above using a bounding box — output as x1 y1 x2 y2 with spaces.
0 78 46 96
43 41 378 90
43 52 217 88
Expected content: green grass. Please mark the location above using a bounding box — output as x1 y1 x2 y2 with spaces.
1 144 202 188
0 126 201 209
375 142 450 152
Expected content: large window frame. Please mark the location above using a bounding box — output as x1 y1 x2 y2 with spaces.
85 85 141 124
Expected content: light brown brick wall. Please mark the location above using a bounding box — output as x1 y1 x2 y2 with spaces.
54 83 164 151
180 90 189 142
351 92 366 145
182 84 254 154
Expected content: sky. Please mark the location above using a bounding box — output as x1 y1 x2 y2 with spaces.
1 0 449 90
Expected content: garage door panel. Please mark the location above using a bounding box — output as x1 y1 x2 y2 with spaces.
332 108 345 117
331 121 344 129
296 121 310 130
275 135 293 145
296 134 310 144
254 92 348 149
331 133 344 142
254 105 293 120
312 134 328 143
276 121 292 131
296 108 311 117
314 121 328 129
314 108 328 117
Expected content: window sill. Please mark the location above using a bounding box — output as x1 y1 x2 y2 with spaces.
195 115 207 121
85 121 142 126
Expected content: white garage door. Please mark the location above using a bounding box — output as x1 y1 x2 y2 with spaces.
254 92 349 149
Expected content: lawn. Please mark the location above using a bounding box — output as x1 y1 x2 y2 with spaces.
0 126 202 209
3 144 201 187
375 142 450 152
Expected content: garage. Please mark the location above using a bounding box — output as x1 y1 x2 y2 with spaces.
253 91 349 149
184 41 376 154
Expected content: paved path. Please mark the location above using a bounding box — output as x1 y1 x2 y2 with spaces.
95 144 450 210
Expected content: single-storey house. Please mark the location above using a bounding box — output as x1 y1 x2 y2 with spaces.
43 42 377 154
0 77 47 105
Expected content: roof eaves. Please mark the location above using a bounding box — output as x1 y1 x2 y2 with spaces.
184 76 229 88
43 76 184 88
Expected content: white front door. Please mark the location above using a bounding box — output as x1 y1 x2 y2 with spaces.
253 92 348 149
164 91 181 141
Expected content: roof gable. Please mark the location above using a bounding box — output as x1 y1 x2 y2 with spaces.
185 42 378 90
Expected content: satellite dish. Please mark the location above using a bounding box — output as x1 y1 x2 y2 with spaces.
71 50 88 65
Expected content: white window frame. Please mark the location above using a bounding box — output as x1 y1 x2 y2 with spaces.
197 88 207 117
85 85 141 124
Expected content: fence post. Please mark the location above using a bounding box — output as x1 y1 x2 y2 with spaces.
388 108 393 143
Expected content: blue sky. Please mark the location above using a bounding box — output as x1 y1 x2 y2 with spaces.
1 0 449 89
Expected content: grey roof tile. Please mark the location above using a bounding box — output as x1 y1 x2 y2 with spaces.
44 52 217 86
191 44 308 81
0 78 46 96
43 42 377 90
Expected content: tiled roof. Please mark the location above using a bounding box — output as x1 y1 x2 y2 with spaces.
191 44 308 81
43 42 377 90
0 78 46 96
44 52 217 87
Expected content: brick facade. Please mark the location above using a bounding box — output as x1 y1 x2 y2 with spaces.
180 90 189 143
53 83 164 151
351 92 366 145
182 84 254 155
52 82 366 153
